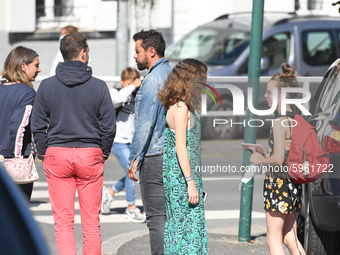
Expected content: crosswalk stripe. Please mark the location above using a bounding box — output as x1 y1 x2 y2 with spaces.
33 176 259 189
30 199 144 212
31 190 126 199
205 210 265 220
34 214 136 224
33 181 120 188
33 182 48 187
32 208 265 224
202 175 263 181
32 209 265 225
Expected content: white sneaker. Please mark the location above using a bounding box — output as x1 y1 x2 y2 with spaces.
101 186 113 215
123 207 146 223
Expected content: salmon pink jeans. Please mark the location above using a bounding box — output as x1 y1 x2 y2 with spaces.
43 147 104 255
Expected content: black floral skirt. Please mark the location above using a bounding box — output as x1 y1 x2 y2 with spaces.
263 172 302 214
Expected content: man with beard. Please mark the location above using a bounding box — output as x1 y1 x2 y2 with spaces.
127 29 172 255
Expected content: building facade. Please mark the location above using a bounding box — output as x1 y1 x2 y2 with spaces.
0 0 338 77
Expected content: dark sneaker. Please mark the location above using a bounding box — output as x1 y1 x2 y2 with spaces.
101 186 113 215
123 207 146 223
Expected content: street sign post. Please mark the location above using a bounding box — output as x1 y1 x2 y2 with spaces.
238 0 265 243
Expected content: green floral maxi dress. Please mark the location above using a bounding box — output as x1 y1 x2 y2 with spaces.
163 111 208 255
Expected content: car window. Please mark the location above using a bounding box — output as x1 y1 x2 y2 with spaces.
237 32 290 74
337 30 340 53
166 29 218 60
302 30 336 66
262 33 290 70
312 66 340 113
165 28 250 65
330 69 340 107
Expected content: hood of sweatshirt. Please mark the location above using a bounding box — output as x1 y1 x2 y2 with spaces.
56 61 92 86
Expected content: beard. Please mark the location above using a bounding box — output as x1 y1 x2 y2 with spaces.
136 59 148 71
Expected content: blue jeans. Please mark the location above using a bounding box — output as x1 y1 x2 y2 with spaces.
112 142 138 205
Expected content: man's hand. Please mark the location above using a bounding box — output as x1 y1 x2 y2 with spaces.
128 159 138 182
132 78 141 88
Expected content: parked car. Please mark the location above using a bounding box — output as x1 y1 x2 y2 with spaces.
166 13 340 139
297 58 340 254
0 165 50 255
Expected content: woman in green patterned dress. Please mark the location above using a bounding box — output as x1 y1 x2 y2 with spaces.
158 59 208 254
250 63 305 255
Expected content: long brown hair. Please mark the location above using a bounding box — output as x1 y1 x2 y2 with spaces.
159 58 207 113
1 46 39 87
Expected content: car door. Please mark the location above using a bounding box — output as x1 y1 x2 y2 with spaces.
308 60 340 197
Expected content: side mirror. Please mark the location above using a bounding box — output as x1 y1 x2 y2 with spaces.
260 57 270 71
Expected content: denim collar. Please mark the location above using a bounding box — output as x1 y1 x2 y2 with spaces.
144 58 168 77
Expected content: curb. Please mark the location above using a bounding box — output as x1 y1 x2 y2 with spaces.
102 229 149 255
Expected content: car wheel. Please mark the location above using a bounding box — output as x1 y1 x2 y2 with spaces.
202 99 243 140
304 194 340 255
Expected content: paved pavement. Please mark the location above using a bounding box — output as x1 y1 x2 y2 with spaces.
101 229 291 255
115 233 271 255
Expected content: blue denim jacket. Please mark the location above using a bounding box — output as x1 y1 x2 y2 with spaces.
127 58 172 171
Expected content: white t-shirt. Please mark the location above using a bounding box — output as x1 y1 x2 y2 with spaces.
110 85 136 144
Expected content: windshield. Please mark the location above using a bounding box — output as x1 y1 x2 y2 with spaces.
166 28 250 65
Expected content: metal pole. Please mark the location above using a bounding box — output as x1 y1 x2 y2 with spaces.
238 0 265 243
116 0 129 76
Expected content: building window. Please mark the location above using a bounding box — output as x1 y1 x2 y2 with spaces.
36 0 46 18
307 0 323 10
54 0 74 17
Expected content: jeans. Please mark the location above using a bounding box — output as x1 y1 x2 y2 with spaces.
139 154 166 255
112 142 138 205
43 147 104 255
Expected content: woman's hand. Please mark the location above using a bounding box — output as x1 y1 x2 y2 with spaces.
250 152 264 165
187 181 199 205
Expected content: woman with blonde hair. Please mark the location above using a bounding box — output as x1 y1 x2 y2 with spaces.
250 63 305 255
159 58 208 254
0 46 41 201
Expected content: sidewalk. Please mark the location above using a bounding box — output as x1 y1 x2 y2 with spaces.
102 230 291 255
117 233 270 255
